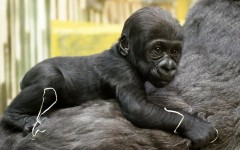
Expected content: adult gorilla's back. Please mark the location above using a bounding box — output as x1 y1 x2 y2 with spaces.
0 0 240 149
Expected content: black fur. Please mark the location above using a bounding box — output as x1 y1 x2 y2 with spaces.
1 7 216 148
1 1 240 149
3 7 187 136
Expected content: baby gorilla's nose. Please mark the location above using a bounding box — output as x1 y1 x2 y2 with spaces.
159 58 176 72
157 58 177 81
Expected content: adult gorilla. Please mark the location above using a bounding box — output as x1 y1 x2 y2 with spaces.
0 0 240 150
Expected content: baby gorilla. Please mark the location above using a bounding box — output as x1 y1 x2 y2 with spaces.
3 7 217 148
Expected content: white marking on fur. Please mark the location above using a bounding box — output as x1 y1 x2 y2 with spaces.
209 128 219 143
164 107 184 134
32 87 57 138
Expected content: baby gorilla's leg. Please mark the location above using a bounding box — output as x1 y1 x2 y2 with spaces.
3 85 58 135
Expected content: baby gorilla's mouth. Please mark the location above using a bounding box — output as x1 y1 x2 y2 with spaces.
148 68 172 88
150 68 174 82
159 80 169 84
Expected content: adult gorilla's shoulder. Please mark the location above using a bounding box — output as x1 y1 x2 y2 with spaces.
1 0 240 149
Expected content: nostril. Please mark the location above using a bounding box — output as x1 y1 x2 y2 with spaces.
161 64 174 72
160 63 176 72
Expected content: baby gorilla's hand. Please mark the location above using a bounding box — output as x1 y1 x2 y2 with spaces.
181 114 218 149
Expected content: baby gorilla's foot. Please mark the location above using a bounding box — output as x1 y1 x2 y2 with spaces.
23 116 49 137
23 116 38 136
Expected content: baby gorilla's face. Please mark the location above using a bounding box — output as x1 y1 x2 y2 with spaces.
146 38 182 88
118 7 183 88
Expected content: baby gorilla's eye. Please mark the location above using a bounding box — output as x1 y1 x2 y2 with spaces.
150 46 163 60
153 47 162 54
170 49 178 54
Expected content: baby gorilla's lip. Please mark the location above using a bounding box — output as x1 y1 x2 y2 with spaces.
159 80 171 86
160 80 169 84
150 68 173 83
160 77 173 83
157 68 176 81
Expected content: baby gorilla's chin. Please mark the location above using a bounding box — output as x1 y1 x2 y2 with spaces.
148 78 171 88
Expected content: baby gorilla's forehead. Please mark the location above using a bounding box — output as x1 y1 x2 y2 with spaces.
145 23 183 42
141 27 183 45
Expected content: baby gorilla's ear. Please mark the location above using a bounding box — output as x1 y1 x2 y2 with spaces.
119 34 129 56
